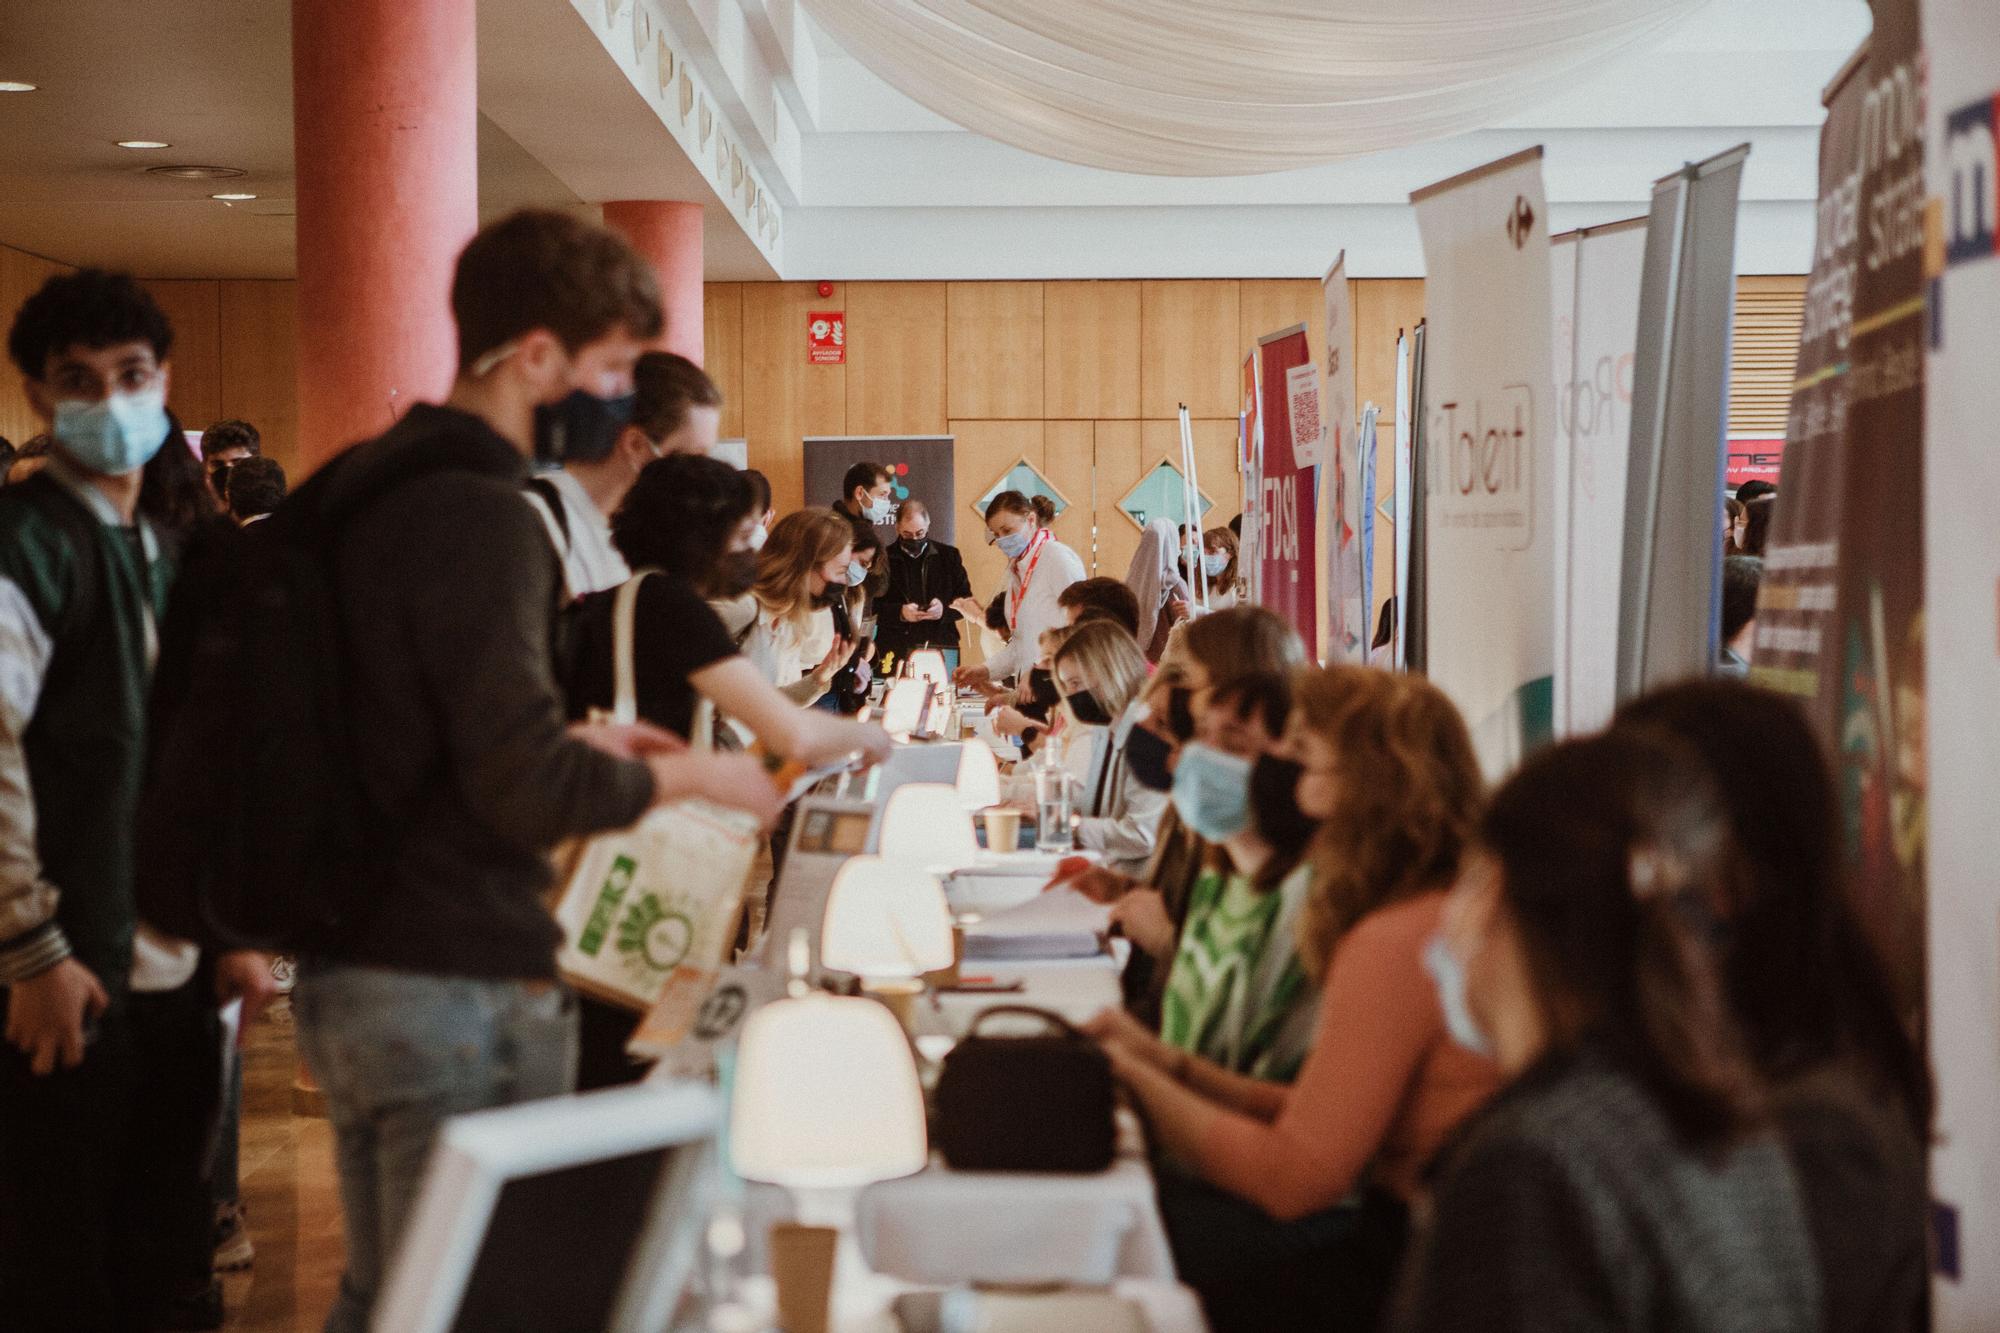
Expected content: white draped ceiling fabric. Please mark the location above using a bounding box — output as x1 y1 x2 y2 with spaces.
802 0 1705 176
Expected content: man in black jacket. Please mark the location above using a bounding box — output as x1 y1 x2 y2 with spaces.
874 498 973 673
293 210 779 1333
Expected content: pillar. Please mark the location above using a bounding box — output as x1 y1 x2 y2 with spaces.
602 201 705 364
292 0 478 470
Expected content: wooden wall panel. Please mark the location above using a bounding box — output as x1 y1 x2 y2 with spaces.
1041 419 1095 566
218 281 300 477
0 244 69 447
142 279 223 435
1239 279 1324 375
845 282 947 436
1044 281 1140 420
1140 281 1240 420
948 282 1044 420
1353 279 1424 425
950 419 1045 619
702 282 745 440
1139 417 1242 530
742 282 846 515
1091 421 1144 580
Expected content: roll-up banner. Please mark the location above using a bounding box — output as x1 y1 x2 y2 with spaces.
1617 143 1749 705
1412 147 1556 779
1925 0 1999 1313
1392 331 1414 670
1322 253 1364 662
1240 352 1263 605
1254 325 1320 653
1550 218 1647 736
1403 322 1430 674
1357 402 1380 662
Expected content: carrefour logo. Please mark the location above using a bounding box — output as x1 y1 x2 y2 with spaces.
1945 94 2000 268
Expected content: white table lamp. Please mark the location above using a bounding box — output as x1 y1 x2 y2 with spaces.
729 988 929 1333
908 649 951 694
881 678 927 741
819 856 954 981
878 782 979 870
953 740 1002 812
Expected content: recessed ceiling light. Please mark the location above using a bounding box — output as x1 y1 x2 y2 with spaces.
145 164 245 180
117 140 171 150
0 81 36 93
211 192 257 202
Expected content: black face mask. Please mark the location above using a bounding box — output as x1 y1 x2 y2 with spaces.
1124 722 1176 792
1064 688 1113 727
1249 755 1317 855
533 388 637 465
1028 667 1061 708
706 549 758 598
1164 687 1197 742
900 537 929 556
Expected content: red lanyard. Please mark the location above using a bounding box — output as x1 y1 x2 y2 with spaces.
1007 529 1051 629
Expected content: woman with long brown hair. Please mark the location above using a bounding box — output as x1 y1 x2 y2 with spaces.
1397 730 1817 1331
1095 666 1497 1332
742 507 856 705
1199 524 1245 610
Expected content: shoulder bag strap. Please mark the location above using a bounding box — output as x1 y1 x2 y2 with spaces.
611 567 715 752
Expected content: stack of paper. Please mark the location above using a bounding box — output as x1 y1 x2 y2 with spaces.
961 888 1110 961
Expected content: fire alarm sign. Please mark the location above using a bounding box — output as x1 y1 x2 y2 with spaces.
808 311 845 365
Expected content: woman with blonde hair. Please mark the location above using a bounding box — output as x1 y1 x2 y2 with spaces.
742 508 857 705
1046 620 1166 876
1094 666 1499 1333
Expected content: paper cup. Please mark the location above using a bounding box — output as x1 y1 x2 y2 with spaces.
982 807 1021 854
769 1223 837 1333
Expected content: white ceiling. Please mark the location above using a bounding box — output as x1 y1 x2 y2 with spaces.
0 0 1870 281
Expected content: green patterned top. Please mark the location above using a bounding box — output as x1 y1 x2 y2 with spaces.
1159 861 1317 1082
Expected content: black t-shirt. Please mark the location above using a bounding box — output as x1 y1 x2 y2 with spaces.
567 574 740 738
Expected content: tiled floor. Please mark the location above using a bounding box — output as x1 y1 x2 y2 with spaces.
220 1000 343 1332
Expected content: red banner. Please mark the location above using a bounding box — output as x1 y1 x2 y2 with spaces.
1254 326 1318 651
1725 436 1786 489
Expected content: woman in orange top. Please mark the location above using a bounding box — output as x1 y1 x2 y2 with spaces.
1092 666 1499 1333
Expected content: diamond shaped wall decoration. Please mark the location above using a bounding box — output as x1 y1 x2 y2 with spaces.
1118 460 1212 531
971 457 1070 525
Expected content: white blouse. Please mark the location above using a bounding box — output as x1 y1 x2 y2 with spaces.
982 536 1086 682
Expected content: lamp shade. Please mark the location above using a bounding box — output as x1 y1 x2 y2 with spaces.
908 649 951 693
819 856 954 979
882 679 927 740
953 740 1002 811
878 783 979 868
730 991 928 1188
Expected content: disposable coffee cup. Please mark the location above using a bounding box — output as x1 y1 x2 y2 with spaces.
982 806 1021 854
769 1223 837 1333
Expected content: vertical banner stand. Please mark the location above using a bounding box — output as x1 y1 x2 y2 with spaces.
1404 322 1429 675
1179 404 1209 612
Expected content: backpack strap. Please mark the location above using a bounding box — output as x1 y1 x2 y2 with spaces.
523 475 572 553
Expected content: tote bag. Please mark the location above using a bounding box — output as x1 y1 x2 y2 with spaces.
551 570 763 1013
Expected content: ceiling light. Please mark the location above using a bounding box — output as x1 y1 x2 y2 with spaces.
0 82 36 93
117 140 171 150
145 164 245 180
211 192 257 202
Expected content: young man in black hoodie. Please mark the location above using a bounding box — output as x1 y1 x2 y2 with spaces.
291 210 779 1333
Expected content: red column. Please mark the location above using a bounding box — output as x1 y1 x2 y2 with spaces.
602 201 705 364
292 0 477 470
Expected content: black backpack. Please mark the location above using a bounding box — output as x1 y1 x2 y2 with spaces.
136 433 497 952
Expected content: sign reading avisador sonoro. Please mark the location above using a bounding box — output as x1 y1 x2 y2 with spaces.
1921 0 1996 1316
1411 146 1556 779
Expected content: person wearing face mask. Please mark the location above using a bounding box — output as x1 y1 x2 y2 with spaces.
0 268 281 1331
874 498 973 674
1093 667 1497 1333
815 525 883 714
1200 525 1245 611
742 509 858 707
562 456 892 1088
833 460 896 537
953 491 1086 692
1396 731 1818 1333
282 213 785 1333
1089 673 1319 1086
1045 621 1166 877
523 349 724 600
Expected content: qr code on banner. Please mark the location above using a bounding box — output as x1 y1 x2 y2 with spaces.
1284 362 1325 467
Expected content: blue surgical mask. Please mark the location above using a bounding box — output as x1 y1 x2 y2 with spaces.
52 385 170 476
1423 934 1493 1058
1203 552 1229 578
1171 742 1252 842
995 529 1031 560
846 560 868 586
863 496 894 524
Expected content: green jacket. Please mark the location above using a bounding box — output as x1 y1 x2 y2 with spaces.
0 464 173 1002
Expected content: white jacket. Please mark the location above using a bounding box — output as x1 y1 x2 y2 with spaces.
983 536 1086 682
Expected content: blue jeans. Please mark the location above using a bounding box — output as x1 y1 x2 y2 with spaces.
293 965 579 1333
